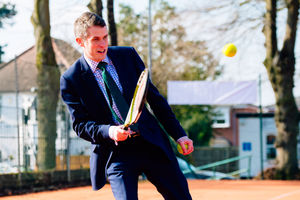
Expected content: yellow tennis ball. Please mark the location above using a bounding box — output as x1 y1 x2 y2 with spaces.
222 43 237 57
177 144 188 154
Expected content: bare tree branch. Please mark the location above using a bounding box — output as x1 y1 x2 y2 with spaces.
282 0 299 55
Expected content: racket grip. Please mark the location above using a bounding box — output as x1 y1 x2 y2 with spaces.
123 126 132 138
123 124 129 130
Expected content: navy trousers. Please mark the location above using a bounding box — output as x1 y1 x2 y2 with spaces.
106 137 192 200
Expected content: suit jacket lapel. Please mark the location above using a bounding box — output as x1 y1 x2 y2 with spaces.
79 56 112 113
107 48 131 102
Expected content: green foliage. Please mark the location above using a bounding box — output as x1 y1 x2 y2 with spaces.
118 0 222 96
172 105 215 146
0 2 16 62
181 112 213 146
118 0 220 147
118 4 147 56
0 3 16 28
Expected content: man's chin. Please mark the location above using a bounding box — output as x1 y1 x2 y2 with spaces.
96 52 107 60
86 54 107 62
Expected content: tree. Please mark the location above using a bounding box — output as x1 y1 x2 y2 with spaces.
87 0 118 46
263 0 299 179
31 0 60 170
0 2 16 62
107 0 118 46
0 2 16 28
117 0 221 146
87 0 103 18
172 105 214 146
118 1 221 96
187 0 299 178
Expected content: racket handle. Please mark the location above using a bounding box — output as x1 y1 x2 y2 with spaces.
123 124 130 130
123 126 131 138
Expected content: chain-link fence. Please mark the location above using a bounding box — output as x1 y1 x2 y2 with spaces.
0 104 90 174
0 55 91 175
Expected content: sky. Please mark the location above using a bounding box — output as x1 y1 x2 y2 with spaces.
1 0 300 106
1 0 161 61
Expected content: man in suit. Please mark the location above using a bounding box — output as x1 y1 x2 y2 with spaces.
60 12 194 200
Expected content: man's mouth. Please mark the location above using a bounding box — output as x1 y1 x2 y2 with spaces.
97 50 106 54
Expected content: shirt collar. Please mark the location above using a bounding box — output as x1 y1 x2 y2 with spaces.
84 54 110 72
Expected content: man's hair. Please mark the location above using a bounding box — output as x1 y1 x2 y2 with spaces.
74 12 106 39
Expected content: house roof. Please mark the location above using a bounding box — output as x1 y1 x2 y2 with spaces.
0 63 6 70
0 38 81 93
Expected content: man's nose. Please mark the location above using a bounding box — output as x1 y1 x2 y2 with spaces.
98 39 106 46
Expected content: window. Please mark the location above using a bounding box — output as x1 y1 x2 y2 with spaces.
266 134 276 159
212 106 230 128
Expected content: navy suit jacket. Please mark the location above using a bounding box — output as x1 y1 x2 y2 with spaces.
60 46 187 190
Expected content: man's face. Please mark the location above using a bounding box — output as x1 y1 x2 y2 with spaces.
76 25 109 62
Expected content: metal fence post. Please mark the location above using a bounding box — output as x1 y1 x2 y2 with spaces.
259 74 264 179
14 56 21 184
248 156 252 179
65 107 71 182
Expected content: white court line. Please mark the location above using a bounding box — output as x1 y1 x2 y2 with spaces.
269 189 300 200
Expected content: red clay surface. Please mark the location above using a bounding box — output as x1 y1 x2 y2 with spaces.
1 180 300 200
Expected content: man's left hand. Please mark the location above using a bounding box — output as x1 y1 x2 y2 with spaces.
177 136 194 155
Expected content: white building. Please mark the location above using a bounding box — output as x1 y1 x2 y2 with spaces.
238 112 300 177
0 39 90 172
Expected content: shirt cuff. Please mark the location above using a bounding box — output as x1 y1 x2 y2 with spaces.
108 126 116 140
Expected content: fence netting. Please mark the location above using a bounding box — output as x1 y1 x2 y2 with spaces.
0 104 90 174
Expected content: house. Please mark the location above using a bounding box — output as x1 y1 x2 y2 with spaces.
211 104 300 177
0 38 89 172
211 105 259 147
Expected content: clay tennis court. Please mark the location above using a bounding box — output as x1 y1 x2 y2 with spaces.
1 180 300 200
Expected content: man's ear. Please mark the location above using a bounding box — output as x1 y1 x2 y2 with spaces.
76 38 84 47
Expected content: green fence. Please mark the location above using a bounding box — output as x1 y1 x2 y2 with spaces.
182 154 252 179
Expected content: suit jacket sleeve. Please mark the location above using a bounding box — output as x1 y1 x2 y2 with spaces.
147 82 187 141
130 48 187 141
60 74 111 144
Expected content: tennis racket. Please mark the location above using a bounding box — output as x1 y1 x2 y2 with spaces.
123 68 149 130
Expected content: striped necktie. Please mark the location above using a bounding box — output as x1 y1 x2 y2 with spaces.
97 62 129 124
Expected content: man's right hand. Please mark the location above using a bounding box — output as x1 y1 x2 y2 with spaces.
109 125 131 142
